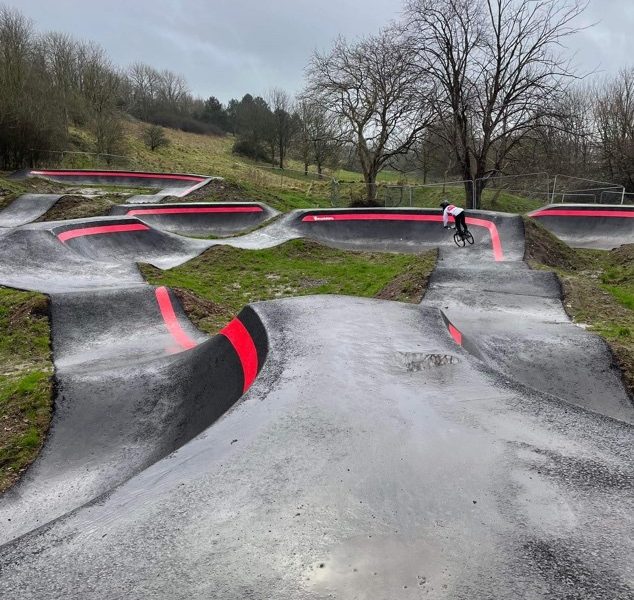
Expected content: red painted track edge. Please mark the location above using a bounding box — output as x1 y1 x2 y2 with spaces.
448 323 463 345
31 170 205 183
531 209 634 218
220 318 259 393
301 213 504 261
57 223 150 242
155 287 198 351
127 207 263 216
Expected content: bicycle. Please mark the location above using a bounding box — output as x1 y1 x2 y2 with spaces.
447 225 474 247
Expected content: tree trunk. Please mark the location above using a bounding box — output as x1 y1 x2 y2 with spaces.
463 178 474 209
365 171 377 203
278 137 284 169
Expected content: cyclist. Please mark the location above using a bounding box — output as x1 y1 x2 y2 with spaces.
440 200 469 237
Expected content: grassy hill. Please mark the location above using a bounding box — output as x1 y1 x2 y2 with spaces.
1 119 545 214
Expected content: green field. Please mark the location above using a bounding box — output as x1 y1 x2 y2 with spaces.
1 121 546 215
141 240 437 334
0 288 52 493
524 218 634 396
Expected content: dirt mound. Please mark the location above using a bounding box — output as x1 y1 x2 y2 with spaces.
171 287 233 335
609 243 634 266
523 217 579 270
169 178 257 203
375 250 437 303
35 195 116 222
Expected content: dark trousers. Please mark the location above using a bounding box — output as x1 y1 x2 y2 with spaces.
454 212 467 234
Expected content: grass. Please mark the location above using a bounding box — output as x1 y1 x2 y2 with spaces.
0 287 53 493
2 121 549 216
35 195 118 222
140 239 437 334
524 218 634 397
0 172 151 221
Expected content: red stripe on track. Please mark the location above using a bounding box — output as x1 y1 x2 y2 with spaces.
448 323 463 345
301 213 505 261
57 223 150 242
155 287 198 351
31 170 205 182
127 206 263 216
464 217 504 261
531 209 634 218
220 318 258 393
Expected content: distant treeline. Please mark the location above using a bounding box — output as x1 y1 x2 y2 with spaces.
3 1 634 205
0 5 341 172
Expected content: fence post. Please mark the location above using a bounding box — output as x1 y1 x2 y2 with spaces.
330 180 338 207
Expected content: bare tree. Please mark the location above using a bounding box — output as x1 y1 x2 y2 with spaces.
0 6 67 168
306 30 434 201
295 98 318 175
594 68 634 191
142 124 170 151
39 32 78 130
128 62 161 120
295 97 341 175
75 44 125 157
404 0 588 207
157 69 189 112
268 88 295 169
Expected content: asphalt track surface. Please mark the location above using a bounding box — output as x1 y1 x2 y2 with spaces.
109 201 279 235
9 168 218 203
0 194 63 228
529 203 634 249
0 182 632 599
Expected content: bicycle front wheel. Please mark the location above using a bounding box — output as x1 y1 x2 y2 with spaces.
453 231 466 247
465 231 474 245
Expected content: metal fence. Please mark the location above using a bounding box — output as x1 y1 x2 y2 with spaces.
550 174 626 204
28 149 133 169
330 180 474 208
330 172 631 208
25 152 633 208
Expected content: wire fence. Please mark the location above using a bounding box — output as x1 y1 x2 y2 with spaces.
28 149 133 169
550 174 625 204
600 190 634 205
331 172 631 209
26 150 633 208
330 180 473 208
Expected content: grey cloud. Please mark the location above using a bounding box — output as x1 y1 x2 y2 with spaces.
14 0 634 102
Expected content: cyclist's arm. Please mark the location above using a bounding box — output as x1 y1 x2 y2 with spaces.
442 208 449 227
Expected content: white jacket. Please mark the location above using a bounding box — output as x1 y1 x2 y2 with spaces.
442 204 464 227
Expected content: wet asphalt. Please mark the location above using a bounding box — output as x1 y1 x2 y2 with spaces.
0 197 631 599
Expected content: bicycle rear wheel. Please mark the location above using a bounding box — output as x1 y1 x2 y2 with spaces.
453 231 466 247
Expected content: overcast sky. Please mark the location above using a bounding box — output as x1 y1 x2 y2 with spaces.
14 0 634 103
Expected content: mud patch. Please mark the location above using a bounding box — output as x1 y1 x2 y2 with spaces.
397 352 459 371
35 195 118 221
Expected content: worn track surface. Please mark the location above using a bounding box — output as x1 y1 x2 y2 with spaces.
0 194 64 228
529 203 634 249
109 202 279 236
0 186 632 599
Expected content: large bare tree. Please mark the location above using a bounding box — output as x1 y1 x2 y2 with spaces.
594 68 634 191
295 97 341 175
268 88 295 169
306 30 434 201
404 0 588 207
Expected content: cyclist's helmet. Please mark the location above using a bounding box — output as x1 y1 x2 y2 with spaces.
440 200 450 209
